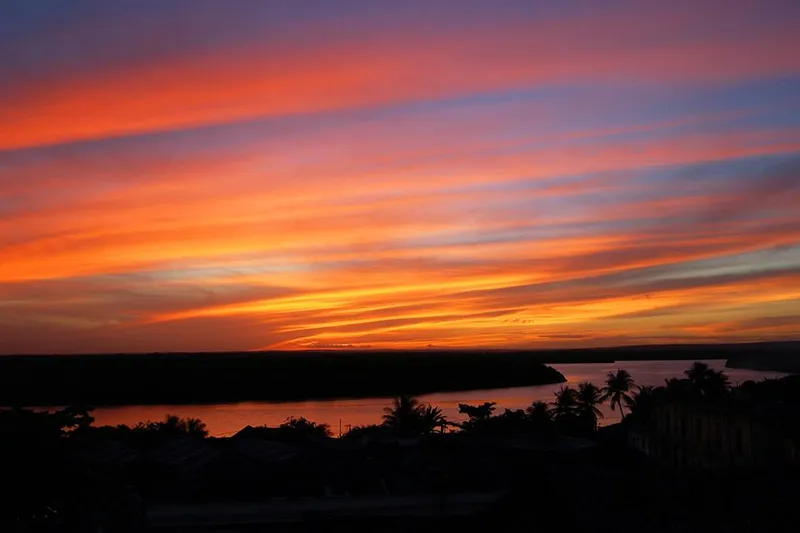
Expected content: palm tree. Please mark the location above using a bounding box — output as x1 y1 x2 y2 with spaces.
419 404 448 434
575 382 604 430
549 386 578 422
625 385 655 424
684 361 730 399
382 395 422 435
665 377 691 397
626 385 654 409
685 361 711 384
526 401 553 427
602 369 635 420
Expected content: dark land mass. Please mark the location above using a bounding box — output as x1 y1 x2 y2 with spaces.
1 340 796 406
726 341 800 373
0 350 567 407
8 339 798 363
516 339 798 364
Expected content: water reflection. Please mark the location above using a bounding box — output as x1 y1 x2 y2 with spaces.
89 360 786 436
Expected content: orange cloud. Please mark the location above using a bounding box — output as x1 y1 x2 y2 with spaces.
2 2 798 150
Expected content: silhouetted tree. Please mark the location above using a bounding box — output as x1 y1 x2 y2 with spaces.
685 362 730 399
550 386 586 435
343 424 390 441
458 402 497 421
685 361 711 385
526 401 553 428
491 409 531 435
457 402 499 433
159 415 183 434
704 369 731 398
183 417 207 436
418 404 448 434
278 417 332 440
550 386 578 421
602 369 635 420
381 397 447 436
55 406 95 432
664 377 694 399
575 382 604 431
130 415 208 438
382 395 421 435
459 406 537 436
0 406 96 441
625 385 656 425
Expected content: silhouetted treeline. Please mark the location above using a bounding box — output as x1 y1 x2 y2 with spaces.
0 351 566 406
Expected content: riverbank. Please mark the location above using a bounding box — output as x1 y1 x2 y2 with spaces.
73 359 785 436
726 341 800 373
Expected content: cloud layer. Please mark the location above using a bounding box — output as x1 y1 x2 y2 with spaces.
1 0 799 353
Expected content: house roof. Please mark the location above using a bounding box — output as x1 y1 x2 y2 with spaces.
230 438 298 465
70 438 140 470
149 436 221 477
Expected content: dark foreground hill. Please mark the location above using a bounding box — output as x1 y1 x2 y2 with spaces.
0 351 566 406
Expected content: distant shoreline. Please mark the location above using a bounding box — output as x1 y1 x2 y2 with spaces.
3 339 795 362
1 341 796 407
726 342 800 374
0 350 568 407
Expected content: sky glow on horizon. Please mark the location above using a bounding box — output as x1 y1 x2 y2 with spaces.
1 0 799 353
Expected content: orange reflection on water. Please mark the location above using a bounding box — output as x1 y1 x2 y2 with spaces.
86 361 786 436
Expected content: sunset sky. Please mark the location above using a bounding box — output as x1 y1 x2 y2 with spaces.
2 0 799 354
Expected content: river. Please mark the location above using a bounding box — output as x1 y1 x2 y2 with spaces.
88 359 787 436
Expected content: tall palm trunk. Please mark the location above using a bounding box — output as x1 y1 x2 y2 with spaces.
616 398 625 420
